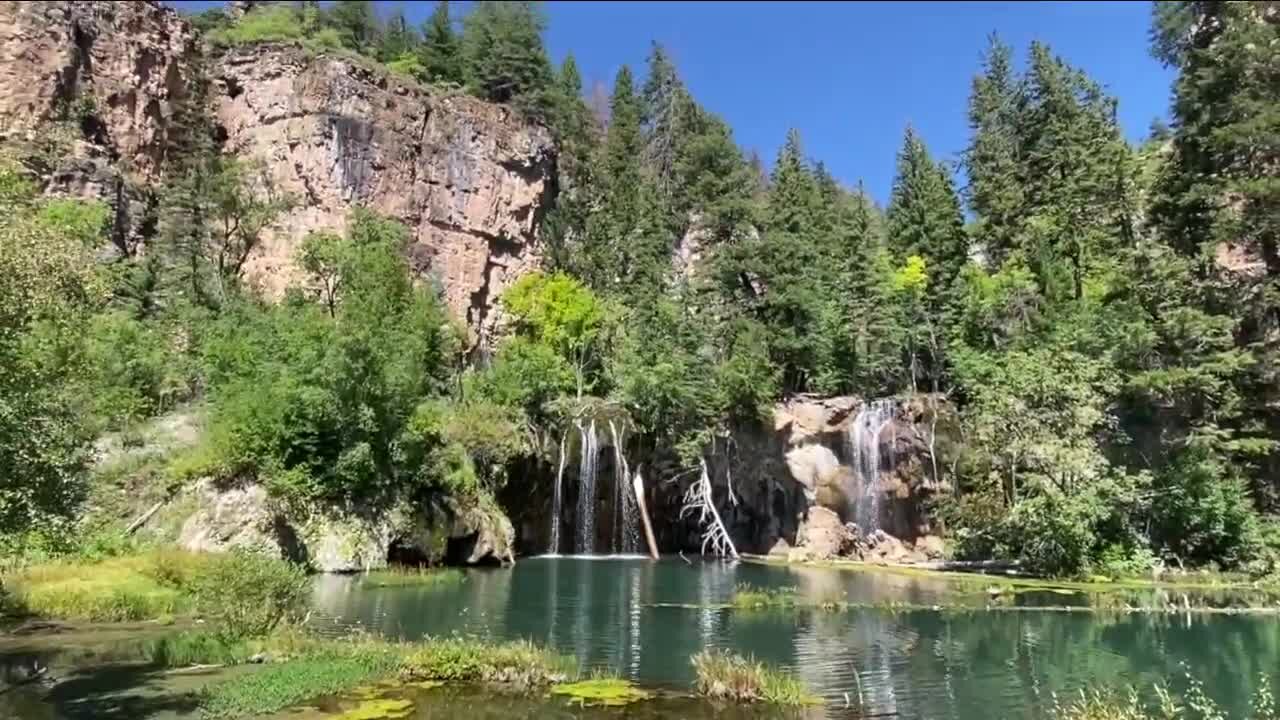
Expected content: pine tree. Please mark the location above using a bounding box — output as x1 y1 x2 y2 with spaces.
965 34 1024 265
754 129 824 391
418 0 461 85
641 42 690 200
581 66 669 299
887 126 969 303
542 54 598 273
460 1 554 117
376 9 417 64
327 0 378 55
1149 0 1280 510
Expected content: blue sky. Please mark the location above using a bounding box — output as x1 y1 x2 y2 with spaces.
171 1 1172 204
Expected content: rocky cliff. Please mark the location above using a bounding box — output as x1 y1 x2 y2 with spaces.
213 45 554 345
0 1 555 345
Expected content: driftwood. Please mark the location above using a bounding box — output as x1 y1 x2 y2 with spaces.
633 472 660 560
680 458 738 559
124 500 166 535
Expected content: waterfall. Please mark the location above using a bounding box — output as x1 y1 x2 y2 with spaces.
609 420 640 554
575 420 599 554
549 432 568 554
847 398 897 533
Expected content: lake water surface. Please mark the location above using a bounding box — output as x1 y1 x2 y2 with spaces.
309 557 1280 720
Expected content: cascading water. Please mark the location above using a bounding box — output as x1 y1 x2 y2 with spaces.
549 433 568 554
609 420 641 554
847 399 897 533
575 420 599 554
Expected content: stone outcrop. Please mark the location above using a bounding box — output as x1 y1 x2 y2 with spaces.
213 45 554 346
0 2 556 346
173 479 515 571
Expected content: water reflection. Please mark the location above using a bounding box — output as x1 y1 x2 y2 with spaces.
309 558 1280 719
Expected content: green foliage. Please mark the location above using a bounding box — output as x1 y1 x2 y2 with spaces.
0 161 100 538
460 1 553 116
200 650 400 719
143 630 252 667
83 311 191 432
1050 674 1278 720
2 551 204 622
188 550 309 640
418 0 462 84
196 210 459 502
207 6 309 47
155 156 293 311
327 0 379 54
691 649 821 706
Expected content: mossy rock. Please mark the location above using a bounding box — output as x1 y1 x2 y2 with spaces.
551 678 651 707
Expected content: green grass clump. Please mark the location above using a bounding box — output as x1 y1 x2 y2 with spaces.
401 637 577 688
143 631 252 667
691 649 821 706
731 584 799 610
551 678 651 707
200 650 400 719
3 551 209 621
359 567 464 589
3 548 308 633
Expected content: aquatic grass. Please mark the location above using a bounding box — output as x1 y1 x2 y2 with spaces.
143 631 252 667
359 567 464 589
731 584 799 610
400 636 577 687
1050 674 1279 720
199 649 402 718
691 649 821 706
195 632 581 717
551 677 651 707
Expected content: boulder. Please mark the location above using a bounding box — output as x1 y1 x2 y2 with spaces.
914 534 946 560
178 480 293 558
794 506 854 561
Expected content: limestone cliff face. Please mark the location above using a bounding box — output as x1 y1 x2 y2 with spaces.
213 45 554 345
0 2 556 345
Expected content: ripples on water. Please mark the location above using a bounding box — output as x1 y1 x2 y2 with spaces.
309 557 1280 720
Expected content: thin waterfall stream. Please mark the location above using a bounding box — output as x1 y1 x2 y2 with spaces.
575 420 599 554
847 399 897 533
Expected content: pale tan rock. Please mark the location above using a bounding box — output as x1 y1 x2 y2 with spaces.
213 45 554 347
795 506 853 561
0 1 197 183
0 3 555 346
914 534 946 560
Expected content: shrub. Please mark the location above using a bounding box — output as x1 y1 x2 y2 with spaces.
189 550 308 640
207 6 306 46
691 649 820 706
143 631 251 667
